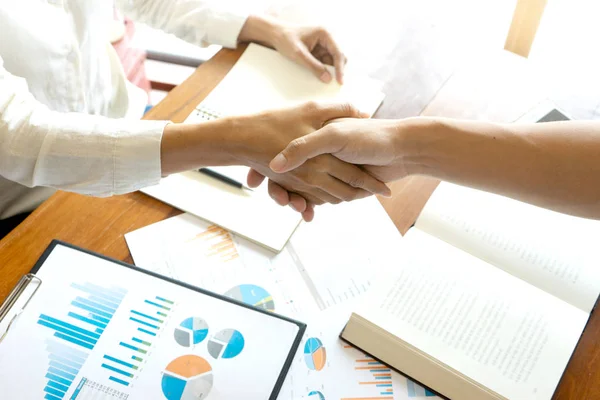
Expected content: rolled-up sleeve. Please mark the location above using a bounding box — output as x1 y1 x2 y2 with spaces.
0 56 169 197
117 0 248 49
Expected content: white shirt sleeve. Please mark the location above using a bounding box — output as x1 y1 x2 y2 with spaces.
117 0 249 49
0 56 168 197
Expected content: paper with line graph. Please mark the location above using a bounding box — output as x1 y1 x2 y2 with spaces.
125 197 403 322
125 213 321 320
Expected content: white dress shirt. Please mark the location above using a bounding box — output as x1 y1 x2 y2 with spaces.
0 0 247 219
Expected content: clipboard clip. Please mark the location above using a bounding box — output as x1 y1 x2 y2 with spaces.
0 273 42 344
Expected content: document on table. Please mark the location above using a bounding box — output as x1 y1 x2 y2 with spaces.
278 301 441 400
125 197 400 320
0 242 304 400
141 43 386 253
125 196 436 399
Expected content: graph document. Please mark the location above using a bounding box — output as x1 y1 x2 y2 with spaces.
125 197 440 400
0 244 301 400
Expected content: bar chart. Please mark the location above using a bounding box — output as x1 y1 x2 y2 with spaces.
354 357 393 399
187 224 239 263
336 345 394 400
101 295 175 387
37 282 127 400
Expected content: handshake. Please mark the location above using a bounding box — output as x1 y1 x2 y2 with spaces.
229 102 412 221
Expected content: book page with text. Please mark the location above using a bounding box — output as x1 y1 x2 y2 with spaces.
415 182 600 312
356 229 588 400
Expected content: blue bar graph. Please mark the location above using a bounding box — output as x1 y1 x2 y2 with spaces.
155 296 174 304
39 320 99 345
67 312 106 329
101 363 133 378
99 293 173 388
129 317 159 329
89 295 120 310
138 327 157 336
103 355 137 370
74 297 116 314
109 376 130 386
144 299 170 310
47 380 69 393
71 301 113 319
49 355 82 370
36 281 127 399
89 314 110 324
130 310 162 322
44 387 66 398
54 333 94 350
46 372 72 387
49 361 79 376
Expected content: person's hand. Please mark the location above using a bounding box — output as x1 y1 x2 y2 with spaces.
238 15 346 84
269 117 419 183
231 103 391 221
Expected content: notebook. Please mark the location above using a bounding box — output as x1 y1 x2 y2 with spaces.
0 241 305 400
141 43 386 252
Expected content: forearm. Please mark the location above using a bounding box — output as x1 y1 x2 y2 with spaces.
117 0 248 49
404 118 600 218
160 118 250 175
238 15 283 48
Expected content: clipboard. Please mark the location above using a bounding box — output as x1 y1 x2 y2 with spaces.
0 240 306 400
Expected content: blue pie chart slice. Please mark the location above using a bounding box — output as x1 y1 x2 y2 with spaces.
207 329 245 359
224 284 275 312
174 317 209 347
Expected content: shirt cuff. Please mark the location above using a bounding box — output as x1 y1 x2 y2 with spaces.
204 8 249 49
113 119 169 195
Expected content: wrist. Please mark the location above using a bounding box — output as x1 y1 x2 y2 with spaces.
238 14 284 48
160 118 251 176
393 117 448 177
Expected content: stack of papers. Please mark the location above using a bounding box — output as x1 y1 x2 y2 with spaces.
125 197 440 399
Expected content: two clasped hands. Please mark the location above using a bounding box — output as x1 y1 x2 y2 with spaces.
161 15 407 222
160 13 600 223
244 104 401 222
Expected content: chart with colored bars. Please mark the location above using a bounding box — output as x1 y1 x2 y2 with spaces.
104 295 175 387
224 284 275 312
188 225 239 263
340 345 436 400
161 355 213 400
36 282 127 400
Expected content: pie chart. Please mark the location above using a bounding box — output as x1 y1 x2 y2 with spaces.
174 317 209 347
161 355 213 400
304 337 326 371
308 391 325 400
207 328 245 359
224 284 275 312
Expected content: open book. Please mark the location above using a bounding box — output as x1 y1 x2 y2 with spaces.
341 182 600 399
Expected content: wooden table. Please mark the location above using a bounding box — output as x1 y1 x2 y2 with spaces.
0 46 597 399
